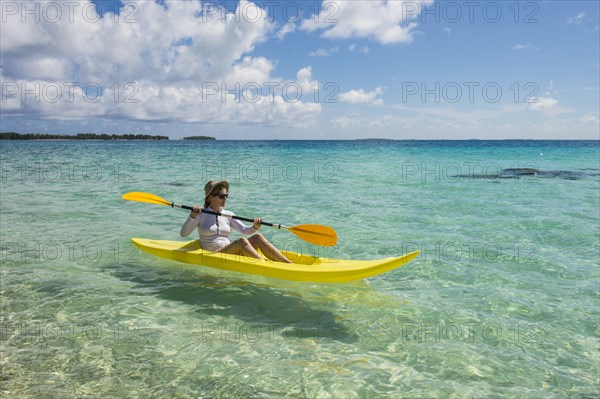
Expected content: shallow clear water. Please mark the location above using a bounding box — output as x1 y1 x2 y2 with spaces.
1 140 599 398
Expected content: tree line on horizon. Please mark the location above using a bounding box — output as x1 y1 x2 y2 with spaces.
181 135 216 140
0 132 169 140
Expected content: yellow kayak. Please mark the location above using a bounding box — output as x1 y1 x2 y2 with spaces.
131 238 420 283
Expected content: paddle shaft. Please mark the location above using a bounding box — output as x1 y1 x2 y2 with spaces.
121 191 337 246
171 203 288 230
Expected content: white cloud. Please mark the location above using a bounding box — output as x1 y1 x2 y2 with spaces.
442 27 452 35
0 0 321 126
568 12 586 25
331 114 393 130
301 0 434 45
294 66 318 92
513 43 538 51
226 56 275 85
580 114 599 123
528 97 558 110
391 103 513 123
339 87 384 104
368 115 392 129
308 46 340 57
356 100 594 139
331 115 361 129
586 25 600 33
348 44 370 53
276 22 296 41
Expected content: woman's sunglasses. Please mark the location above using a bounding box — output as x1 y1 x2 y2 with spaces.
216 194 228 199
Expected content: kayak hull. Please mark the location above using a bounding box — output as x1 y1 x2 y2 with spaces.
131 238 420 283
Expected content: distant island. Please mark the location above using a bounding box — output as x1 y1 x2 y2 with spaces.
356 138 396 141
0 132 168 140
182 135 216 140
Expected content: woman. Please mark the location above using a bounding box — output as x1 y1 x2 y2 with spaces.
180 180 292 263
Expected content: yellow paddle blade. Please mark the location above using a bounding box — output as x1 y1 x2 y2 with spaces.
122 192 172 206
289 224 338 247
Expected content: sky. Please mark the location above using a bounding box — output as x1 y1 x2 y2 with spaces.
1 0 599 139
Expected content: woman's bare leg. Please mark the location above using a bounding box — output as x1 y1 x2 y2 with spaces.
248 234 292 263
216 237 264 260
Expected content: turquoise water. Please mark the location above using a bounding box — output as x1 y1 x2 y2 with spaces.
1 140 598 398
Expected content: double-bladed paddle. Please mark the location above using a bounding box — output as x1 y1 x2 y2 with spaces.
122 191 338 247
